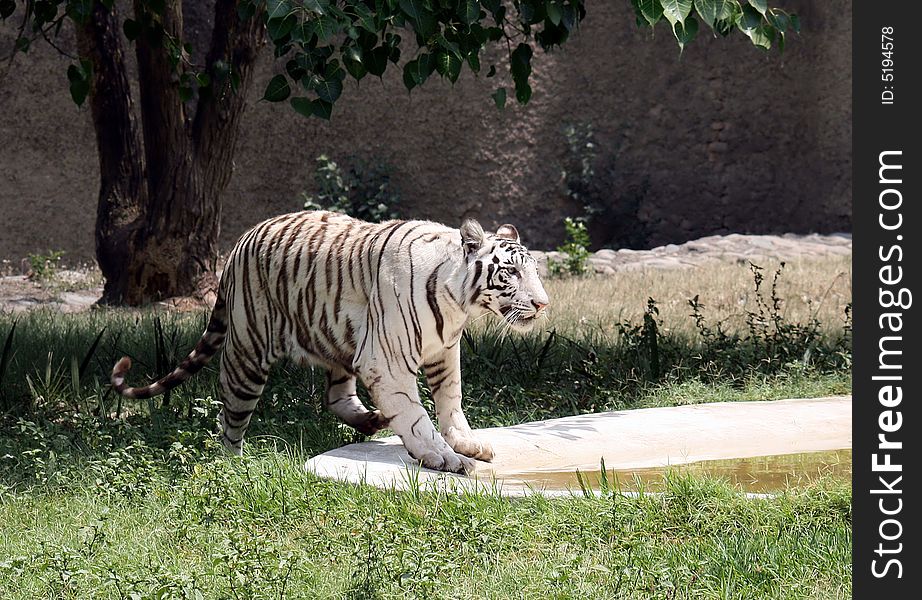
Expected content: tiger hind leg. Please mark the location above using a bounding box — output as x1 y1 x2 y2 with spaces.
325 368 389 435
217 342 270 456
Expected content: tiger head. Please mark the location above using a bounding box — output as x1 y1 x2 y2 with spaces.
461 219 550 332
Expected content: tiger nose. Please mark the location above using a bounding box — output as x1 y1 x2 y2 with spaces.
532 300 548 312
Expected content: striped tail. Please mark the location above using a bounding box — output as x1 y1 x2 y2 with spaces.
111 297 228 399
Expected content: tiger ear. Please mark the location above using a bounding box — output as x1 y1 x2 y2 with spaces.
496 224 520 243
460 219 485 255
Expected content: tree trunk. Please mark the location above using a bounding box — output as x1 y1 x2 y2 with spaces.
74 1 146 304
80 1 264 306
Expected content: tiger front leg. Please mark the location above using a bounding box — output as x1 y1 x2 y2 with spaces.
425 344 494 462
362 367 475 474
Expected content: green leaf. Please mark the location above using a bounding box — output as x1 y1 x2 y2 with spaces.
458 0 480 25
789 14 800 33
324 59 346 82
515 81 532 104
398 0 424 23
67 64 91 106
743 22 774 49
510 43 532 103
309 15 341 44
402 53 435 91
305 0 328 14
178 86 193 102
267 14 297 41
14 36 29 52
693 0 729 29
266 0 294 21
712 0 741 34
344 56 367 80
436 34 463 60
536 21 569 49
313 77 343 103
766 10 790 33
344 45 363 64
435 51 463 83
291 96 313 117
365 46 390 77
737 4 762 31
349 1 377 32
748 0 767 14
0 1 16 20
718 0 740 19
661 0 692 25
466 50 481 73
673 15 699 51
491 87 506 109
311 99 333 119
632 0 663 27
399 0 436 39
547 2 562 26
263 74 291 102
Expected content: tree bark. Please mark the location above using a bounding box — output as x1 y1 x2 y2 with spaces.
82 0 264 306
75 0 147 304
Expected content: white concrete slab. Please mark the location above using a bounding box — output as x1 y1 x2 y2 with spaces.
305 396 851 497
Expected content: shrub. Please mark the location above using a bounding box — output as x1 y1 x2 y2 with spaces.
301 154 400 223
560 122 649 250
26 250 65 281
549 217 591 277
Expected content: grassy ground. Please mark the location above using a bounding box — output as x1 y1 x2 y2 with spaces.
0 450 851 599
0 258 852 598
541 256 851 339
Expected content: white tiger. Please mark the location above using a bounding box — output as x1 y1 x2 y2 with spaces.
111 211 550 473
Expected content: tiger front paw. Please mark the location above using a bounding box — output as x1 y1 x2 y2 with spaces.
443 427 494 462
416 447 476 474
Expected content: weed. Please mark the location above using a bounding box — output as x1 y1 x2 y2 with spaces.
26 250 66 281
548 217 591 277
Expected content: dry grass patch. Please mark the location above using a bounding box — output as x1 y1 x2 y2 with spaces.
541 256 851 339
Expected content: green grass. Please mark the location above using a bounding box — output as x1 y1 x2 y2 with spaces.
0 263 852 598
0 445 851 600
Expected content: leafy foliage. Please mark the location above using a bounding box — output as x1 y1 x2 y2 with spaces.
561 122 600 220
301 154 401 222
558 122 649 250
25 250 66 281
245 0 590 117
631 0 799 52
686 262 853 374
548 217 590 277
3 0 798 120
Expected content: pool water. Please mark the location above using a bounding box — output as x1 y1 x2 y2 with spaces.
509 449 852 493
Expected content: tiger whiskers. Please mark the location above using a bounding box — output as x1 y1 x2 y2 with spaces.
499 307 523 340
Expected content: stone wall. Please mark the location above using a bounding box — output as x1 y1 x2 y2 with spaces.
0 1 851 262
